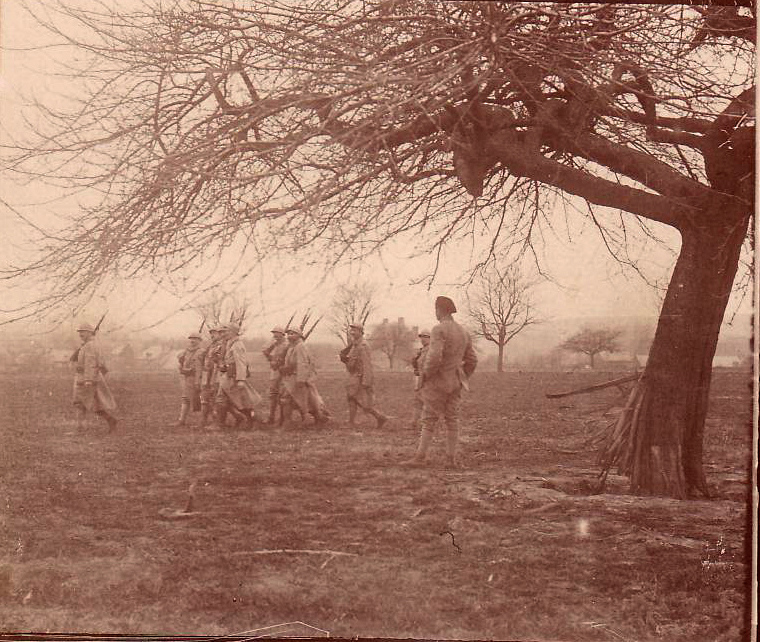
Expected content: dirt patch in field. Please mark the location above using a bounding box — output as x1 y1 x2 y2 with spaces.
0 370 752 641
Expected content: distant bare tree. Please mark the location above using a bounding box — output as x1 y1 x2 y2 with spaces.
560 327 622 369
368 318 416 370
467 264 540 372
327 281 377 346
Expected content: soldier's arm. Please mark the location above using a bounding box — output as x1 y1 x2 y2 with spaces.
462 334 478 377
234 344 247 382
360 344 373 386
81 345 98 382
295 345 310 383
423 326 444 376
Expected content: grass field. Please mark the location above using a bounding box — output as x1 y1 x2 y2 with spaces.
0 368 753 641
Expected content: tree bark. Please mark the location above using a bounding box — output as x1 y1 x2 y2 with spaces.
497 343 504 373
620 210 749 498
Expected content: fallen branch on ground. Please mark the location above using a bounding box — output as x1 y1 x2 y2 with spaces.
545 373 640 399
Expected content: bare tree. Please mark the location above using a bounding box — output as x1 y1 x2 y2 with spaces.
560 327 622 369
326 281 378 346
467 264 540 372
368 318 416 370
3 3 754 498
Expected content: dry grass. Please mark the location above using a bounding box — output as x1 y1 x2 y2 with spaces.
0 369 752 640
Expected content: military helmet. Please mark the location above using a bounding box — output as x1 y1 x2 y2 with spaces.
77 322 95 333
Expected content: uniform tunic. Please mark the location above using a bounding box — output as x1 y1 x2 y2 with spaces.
178 345 204 407
342 339 377 409
420 317 477 425
282 338 327 417
262 337 289 399
221 336 260 410
72 339 117 413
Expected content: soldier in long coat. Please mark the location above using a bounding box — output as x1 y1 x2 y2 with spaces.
403 296 477 468
219 323 261 429
199 326 224 427
175 331 204 427
262 326 289 425
410 329 431 428
340 323 388 429
72 322 118 430
281 328 330 427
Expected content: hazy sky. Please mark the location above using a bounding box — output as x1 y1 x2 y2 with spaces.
0 1 752 342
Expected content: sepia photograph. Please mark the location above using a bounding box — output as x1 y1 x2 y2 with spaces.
0 1 755 640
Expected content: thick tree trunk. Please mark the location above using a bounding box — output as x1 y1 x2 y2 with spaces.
604 211 749 498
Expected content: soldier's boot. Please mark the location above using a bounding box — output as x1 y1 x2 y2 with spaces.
230 407 245 429
214 405 228 429
75 405 87 430
444 423 462 469
267 398 279 425
369 408 389 429
401 427 434 467
174 401 190 427
280 400 293 428
347 401 358 428
97 411 118 431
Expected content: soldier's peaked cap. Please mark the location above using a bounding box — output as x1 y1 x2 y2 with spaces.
348 323 364 331
419 329 431 337
77 322 95 333
188 332 202 340
286 327 303 337
435 296 457 314
271 325 286 334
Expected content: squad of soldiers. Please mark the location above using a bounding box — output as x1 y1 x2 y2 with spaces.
72 295 477 468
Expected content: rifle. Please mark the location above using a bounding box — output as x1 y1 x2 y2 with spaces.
70 311 107 362
198 318 206 335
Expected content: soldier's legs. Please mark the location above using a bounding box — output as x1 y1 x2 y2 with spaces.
443 394 462 467
175 398 190 426
96 409 118 430
347 398 358 427
74 403 87 429
402 397 442 466
267 378 281 424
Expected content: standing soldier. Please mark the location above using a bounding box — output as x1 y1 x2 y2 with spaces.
220 323 260 429
175 332 204 427
403 296 477 468
410 329 431 428
199 326 224 427
72 322 118 430
340 323 388 429
262 326 289 425
281 328 330 427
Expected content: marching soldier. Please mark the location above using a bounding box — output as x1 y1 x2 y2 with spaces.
410 329 431 428
281 327 330 427
219 323 260 429
340 323 388 429
175 331 204 427
262 326 289 425
403 296 477 468
199 326 224 427
72 322 118 430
